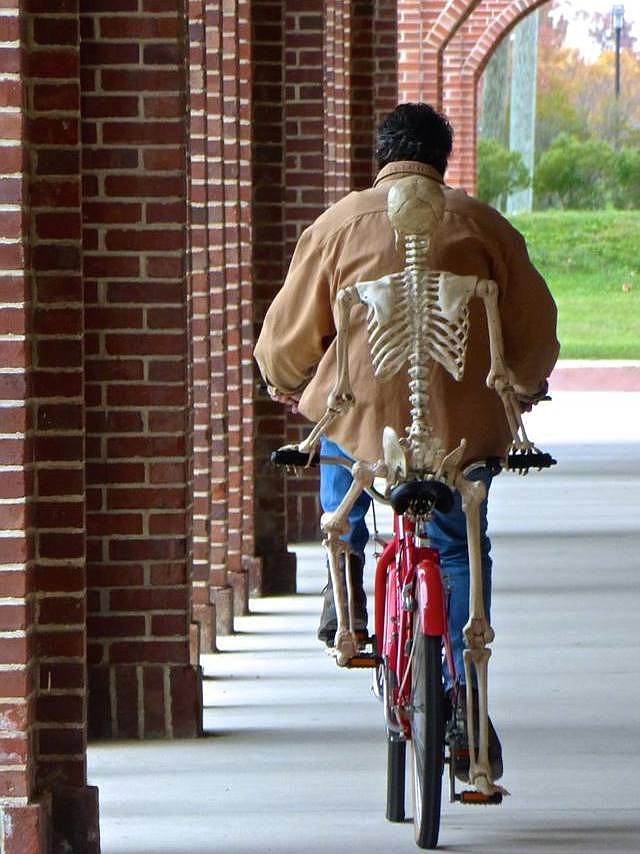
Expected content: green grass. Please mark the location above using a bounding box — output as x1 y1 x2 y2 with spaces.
508 210 640 359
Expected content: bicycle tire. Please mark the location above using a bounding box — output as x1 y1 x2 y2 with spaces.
386 728 406 822
409 623 445 849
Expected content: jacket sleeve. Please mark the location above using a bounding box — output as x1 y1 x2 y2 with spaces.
496 224 560 394
254 225 336 395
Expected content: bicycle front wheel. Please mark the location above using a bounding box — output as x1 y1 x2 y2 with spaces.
409 622 445 849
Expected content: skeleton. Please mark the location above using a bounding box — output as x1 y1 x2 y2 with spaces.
292 174 541 798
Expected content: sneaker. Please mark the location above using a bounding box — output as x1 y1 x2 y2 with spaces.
317 553 368 646
446 686 503 782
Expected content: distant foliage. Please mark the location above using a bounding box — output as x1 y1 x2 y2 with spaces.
534 134 614 209
476 138 530 207
534 134 640 210
612 147 640 209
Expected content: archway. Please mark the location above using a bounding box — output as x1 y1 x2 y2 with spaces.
397 0 551 192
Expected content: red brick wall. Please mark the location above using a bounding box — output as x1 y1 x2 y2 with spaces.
79 0 201 741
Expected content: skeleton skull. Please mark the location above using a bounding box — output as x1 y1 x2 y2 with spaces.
387 175 446 239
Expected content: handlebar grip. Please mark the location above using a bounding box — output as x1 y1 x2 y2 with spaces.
271 447 319 467
506 451 557 471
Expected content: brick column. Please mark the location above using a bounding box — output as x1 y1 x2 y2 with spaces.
250 0 297 593
186 0 217 651
80 0 201 740
0 3 99 851
373 0 399 125
284 0 396 543
281 1 324 542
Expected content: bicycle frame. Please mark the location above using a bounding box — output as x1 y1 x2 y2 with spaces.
375 511 454 738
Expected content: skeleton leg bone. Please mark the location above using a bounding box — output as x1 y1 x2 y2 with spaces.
321 460 383 665
457 475 509 797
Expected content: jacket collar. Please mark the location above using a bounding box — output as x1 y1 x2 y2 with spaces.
373 160 444 187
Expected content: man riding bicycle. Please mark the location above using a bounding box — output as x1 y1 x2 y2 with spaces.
254 102 559 777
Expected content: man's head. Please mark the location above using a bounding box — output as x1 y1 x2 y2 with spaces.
375 103 453 176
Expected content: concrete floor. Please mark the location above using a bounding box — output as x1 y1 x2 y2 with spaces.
89 392 640 853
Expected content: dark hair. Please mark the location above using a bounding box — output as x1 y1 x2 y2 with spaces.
375 103 454 175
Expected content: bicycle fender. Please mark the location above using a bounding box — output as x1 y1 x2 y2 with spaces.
375 536 398 657
415 558 447 637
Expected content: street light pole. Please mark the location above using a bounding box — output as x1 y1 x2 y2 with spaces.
613 4 624 98
612 5 624 148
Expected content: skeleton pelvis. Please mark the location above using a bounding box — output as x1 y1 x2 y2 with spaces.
382 426 407 486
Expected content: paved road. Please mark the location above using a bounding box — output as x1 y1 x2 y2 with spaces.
89 393 640 853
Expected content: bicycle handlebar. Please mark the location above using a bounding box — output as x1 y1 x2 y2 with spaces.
270 447 320 467
271 447 557 474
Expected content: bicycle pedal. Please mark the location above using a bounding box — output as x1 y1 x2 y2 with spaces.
456 790 503 806
344 653 381 669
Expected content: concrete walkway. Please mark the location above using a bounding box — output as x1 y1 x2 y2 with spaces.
89 391 640 853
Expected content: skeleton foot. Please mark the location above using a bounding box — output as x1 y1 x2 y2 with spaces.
332 628 359 666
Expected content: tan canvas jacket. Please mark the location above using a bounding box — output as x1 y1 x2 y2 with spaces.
254 161 560 464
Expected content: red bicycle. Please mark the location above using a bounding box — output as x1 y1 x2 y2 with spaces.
272 446 555 849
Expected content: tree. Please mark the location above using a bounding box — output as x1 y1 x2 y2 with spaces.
613 147 640 209
476 138 530 208
536 8 640 151
534 134 615 209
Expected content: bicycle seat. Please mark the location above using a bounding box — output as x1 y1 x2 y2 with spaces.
389 478 454 516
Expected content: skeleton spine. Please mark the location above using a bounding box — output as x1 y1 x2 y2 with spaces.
405 235 433 465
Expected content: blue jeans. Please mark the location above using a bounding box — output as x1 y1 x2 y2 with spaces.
319 436 493 690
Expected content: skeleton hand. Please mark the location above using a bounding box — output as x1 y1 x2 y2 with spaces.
268 386 301 413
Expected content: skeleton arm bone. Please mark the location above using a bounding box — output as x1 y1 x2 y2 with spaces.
298 286 363 455
475 279 532 452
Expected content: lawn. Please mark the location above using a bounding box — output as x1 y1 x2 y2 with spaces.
508 210 640 359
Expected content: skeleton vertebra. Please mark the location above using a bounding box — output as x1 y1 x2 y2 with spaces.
294 174 544 797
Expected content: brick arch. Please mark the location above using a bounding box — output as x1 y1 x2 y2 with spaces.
422 1 482 107
443 0 550 191
463 0 551 77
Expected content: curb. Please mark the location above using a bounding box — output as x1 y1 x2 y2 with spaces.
549 361 640 392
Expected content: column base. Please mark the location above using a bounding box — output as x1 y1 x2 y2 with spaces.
1 796 51 854
0 786 100 854
252 548 297 596
211 585 234 635
192 601 216 653
52 786 100 854
88 663 203 739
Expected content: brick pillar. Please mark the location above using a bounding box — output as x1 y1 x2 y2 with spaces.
282 1 324 543
397 0 441 103
80 0 202 740
250 0 297 593
221 0 253 619
186 0 217 651
443 12 479 191
373 0 399 125
284 0 395 543
0 3 99 851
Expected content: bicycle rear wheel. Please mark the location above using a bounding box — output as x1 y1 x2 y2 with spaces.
409 621 445 849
